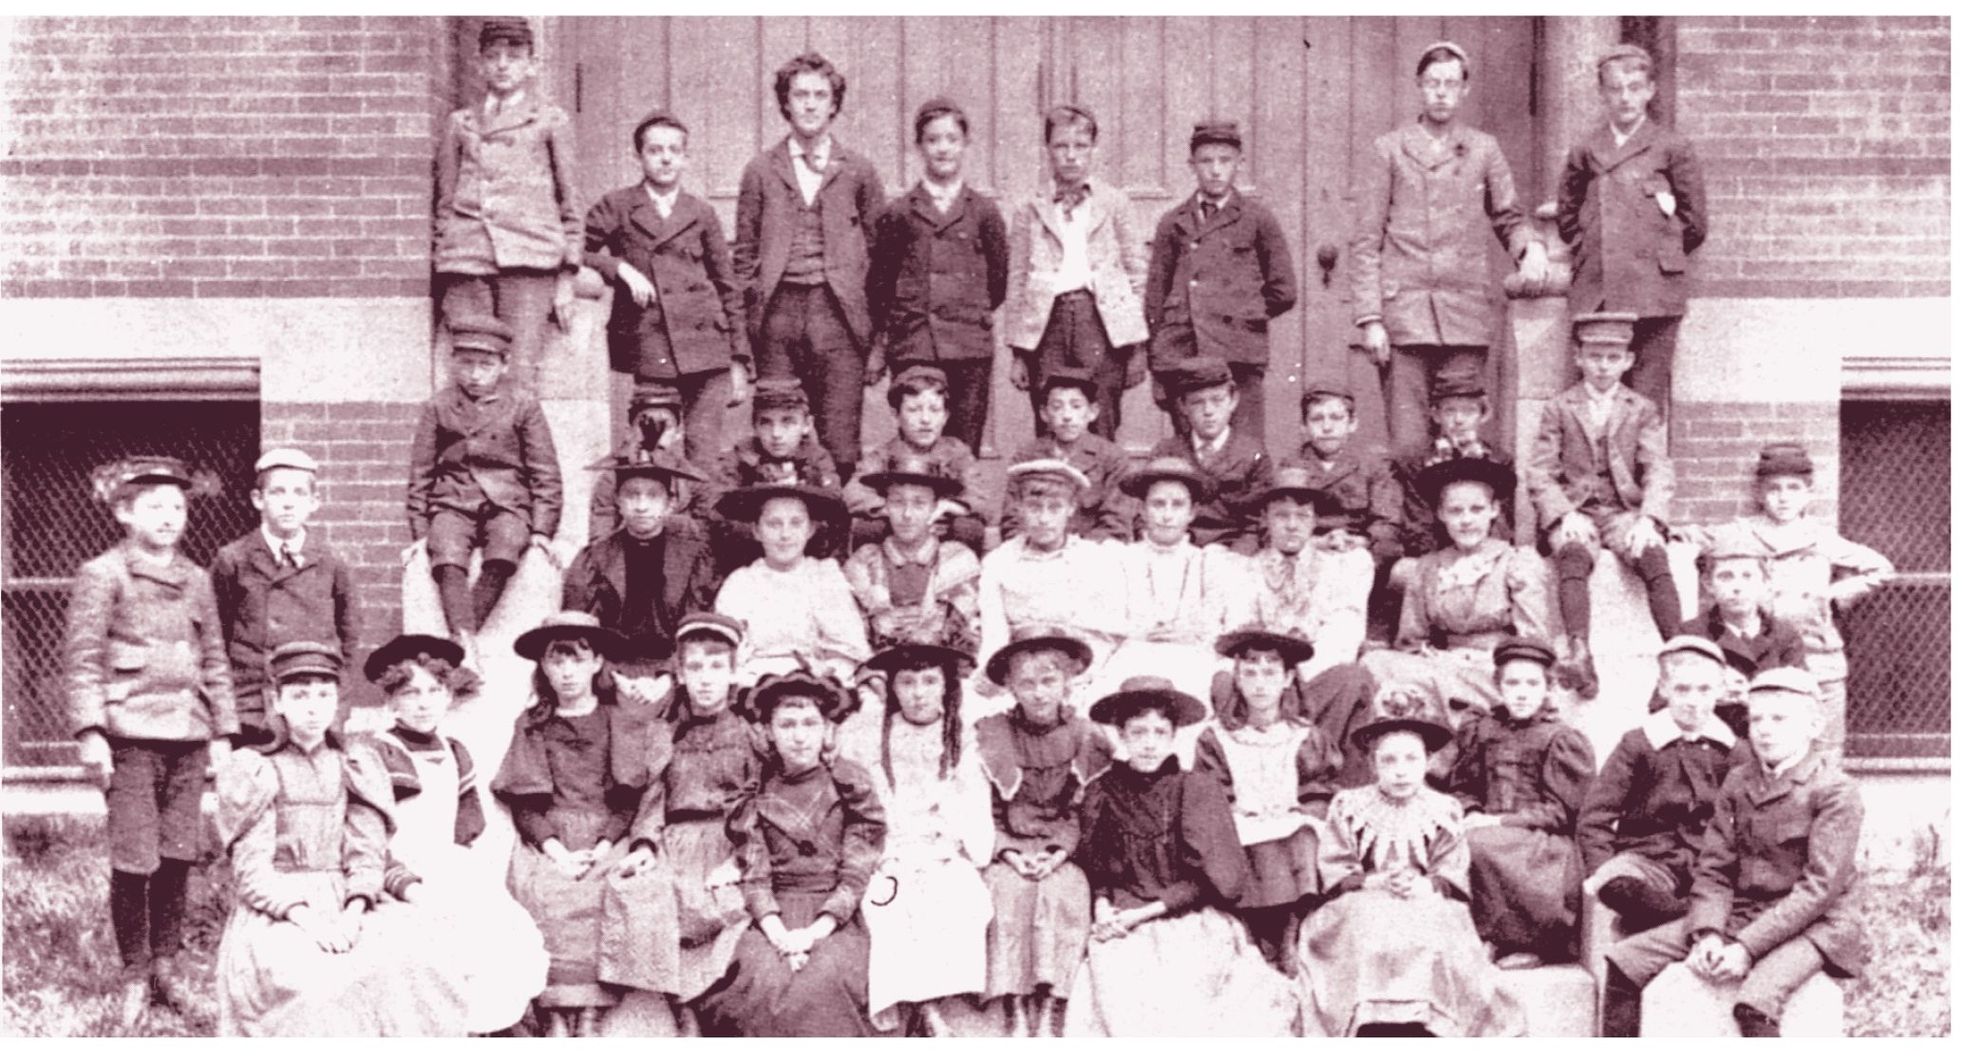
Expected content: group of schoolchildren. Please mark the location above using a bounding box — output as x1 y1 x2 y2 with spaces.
61 19 1898 1039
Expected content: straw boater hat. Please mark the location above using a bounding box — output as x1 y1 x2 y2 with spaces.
713 481 848 528
1214 626 1316 669
1118 453 1214 503
1004 458 1092 496
1351 687 1453 753
746 670 856 723
1088 675 1207 728
514 610 629 662
1414 453 1517 509
1255 464 1341 512
983 625 1093 686
363 634 466 683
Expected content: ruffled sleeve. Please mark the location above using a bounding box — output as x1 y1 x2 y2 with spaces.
1174 771 1249 912
217 751 311 918
1425 793 1472 901
343 741 405 903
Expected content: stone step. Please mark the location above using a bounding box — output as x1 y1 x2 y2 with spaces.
1642 962 1845 1037
1500 963 1599 1038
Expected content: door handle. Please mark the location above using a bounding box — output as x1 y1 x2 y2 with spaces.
1316 243 1340 287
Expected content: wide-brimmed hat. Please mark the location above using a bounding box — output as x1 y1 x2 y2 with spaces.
1088 675 1207 728
1214 626 1315 669
514 610 629 662
746 670 855 723
1256 463 1340 511
859 452 962 498
363 633 465 683
1351 687 1453 753
1119 454 1213 502
984 625 1093 686
863 642 975 678
587 443 705 485
713 481 848 527
1414 454 1517 509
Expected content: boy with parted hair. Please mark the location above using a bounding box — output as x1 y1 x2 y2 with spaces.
1144 119 1297 441
1556 42 1708 411
66 456 237 1030
1004 103 1150 440
211 447 359 749
584 109 748 463
734 50 886 480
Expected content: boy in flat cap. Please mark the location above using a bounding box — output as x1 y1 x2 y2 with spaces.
584 109 748 463
700 375 845 572
842 364 985 554
434 17 580 396
999 367 1133 543
1005 103 1150 440
405 313 565 658
65 456 237 1029
1601 667 1866 1037
1578 636 1747 936
1702 442 1893 754
1145 119 1298 443
866 97 1009 455
561 443 718 683
735 51 886 481
211 447 359 749
1146 356 1273 555
1351 41 1547 458
1556 43 1708 411
1525 310 1680 698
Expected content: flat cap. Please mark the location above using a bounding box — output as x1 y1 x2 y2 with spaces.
888 364 950 407
1493 635 1557 671
1418 40 1470 67
751 375 811 411
1431 369 1487 402
1657 634 1727 668
1301 381 1355 414
913 96 965 132
1749 667 1822 699
448 314 514 357
1037 366 1100 403
479 17 534 49
1572 310 1639 347
1597 43 1654 69
1189 119 1242 152
254 448 319 476
1755 443 1815 479
1705 524 1770 562
95 455 193 502
676 611 746 649
1167 357 1233 398
268 640 343 683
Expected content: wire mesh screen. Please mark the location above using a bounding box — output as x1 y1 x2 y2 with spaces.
2 401 260 767
1839 398 1949 760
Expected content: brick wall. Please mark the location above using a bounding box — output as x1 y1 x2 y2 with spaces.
1675 15 1950 299
0 15 448 300
1669 400 1841 527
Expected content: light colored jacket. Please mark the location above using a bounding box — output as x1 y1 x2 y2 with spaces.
1525 382 1673 526
1004 180 1149 350
433 94 582 275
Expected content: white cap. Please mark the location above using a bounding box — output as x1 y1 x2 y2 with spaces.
255 447 319 475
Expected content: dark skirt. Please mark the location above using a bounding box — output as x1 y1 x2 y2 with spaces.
692 891 875 1037
1465 824 1582 959
1242 826 1321 910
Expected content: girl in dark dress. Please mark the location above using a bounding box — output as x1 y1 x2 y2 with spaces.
691 671 887 1037
1064 676 1301 1036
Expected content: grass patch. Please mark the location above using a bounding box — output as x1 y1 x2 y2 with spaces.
2 814 1951 1036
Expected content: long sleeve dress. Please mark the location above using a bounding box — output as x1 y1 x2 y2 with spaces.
691 757 888 1037
1361 537 1550 728
859 719 997 1030
713 556 872 686
605 698 762 1002
1095 539 1252 760
1062 760 1302 1036
372 725 547 1033
491 698 653 1009
972 710 1110 1002
1296 784 1526 1037
1444 709 1597 959
214 740 471 1036
1192 714 1339 910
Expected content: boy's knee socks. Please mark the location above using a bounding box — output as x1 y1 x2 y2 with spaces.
1635 545 1683 637
473 561 514 627
1554 543 1594 637
1600 962 1642 1037
435 564 474 634
147 858 192 958
109 870 151 972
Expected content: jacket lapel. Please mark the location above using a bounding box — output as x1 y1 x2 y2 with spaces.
1197 191 1241 238
1589 119 1658 174
813 142 850 200
768 139 800 195
1172 191 1202 238
479 94 540 140
1400 122 1462 171
1035 188 1070 245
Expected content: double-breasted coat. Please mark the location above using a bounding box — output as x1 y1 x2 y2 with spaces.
1524 382 1673 528
582 185 745 379
1556 120 1708 319
1298 445 1405 564
558 521 719 664
1148 430 1273 555
433 94 582 276
1144 189 1298 369
66 544 238 742
405 385 563 539
1004 180 1151 351
1349 122 1539 348
866 183 1010 364
732 138 885 347
210 530 359 717
1686 750 1867 976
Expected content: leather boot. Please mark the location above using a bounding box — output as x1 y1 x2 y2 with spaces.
1560 636 1600 700
1734 1003 1781 1037
1600 963 1642 1037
